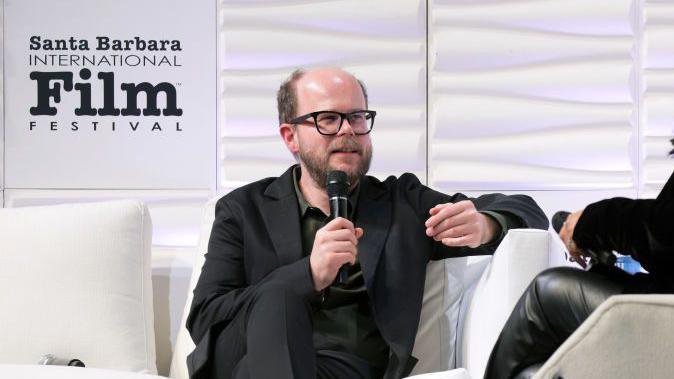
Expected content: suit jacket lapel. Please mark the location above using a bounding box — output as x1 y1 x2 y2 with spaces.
261 166 303 267
355 176 391 290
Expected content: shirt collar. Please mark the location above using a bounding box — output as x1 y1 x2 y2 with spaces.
292 165 359 218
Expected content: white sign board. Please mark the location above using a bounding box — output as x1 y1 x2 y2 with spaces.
4 0 215 189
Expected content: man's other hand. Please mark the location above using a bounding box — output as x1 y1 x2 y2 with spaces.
425 200 498 248
309 217 364 291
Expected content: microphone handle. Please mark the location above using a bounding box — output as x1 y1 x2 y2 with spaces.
329 196 350 285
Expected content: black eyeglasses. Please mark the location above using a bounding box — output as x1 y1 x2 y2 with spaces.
289 110 376 135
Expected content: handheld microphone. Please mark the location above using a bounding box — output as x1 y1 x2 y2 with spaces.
552 210 616 266
38 354 85 367
327 170 350 285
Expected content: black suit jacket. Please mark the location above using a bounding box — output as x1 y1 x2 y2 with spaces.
186 166 549 378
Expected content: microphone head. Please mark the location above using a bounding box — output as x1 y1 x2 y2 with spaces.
327 170 349 198
551 211 570 234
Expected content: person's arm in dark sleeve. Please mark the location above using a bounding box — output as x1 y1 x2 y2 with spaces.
186 198 318 344
398 173 549 259
573 196 674 274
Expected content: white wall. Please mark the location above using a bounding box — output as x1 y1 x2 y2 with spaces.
2 0 674 252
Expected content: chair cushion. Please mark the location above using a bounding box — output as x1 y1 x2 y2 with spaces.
0 201 156 374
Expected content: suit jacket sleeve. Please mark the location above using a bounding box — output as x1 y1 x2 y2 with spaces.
573 172 674 275
186 197 317 344
396 173 549 259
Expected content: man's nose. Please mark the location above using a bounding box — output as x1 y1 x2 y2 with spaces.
337 118 356 137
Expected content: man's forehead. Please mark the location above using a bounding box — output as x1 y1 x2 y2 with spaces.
295 69 365 113
295 69 364 104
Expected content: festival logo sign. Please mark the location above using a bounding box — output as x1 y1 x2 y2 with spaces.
27 35 184 132
5 0 215 188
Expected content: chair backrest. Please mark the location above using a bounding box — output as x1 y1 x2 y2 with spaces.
0 200 156 374
460 229 558 379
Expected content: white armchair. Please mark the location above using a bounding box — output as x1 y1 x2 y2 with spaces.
0 200 163 378
167 198 560 379
533 294 674 379
408 229 564 379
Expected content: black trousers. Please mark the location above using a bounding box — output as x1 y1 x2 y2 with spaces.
483 265 668 379
208 279 381 379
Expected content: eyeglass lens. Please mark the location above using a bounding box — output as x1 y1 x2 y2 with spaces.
315 111 372 134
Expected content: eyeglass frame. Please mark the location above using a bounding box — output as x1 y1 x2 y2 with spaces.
288 110 376 136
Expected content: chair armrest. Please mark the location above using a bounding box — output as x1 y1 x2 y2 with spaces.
459 229 552 379
533 294 674 379
169 198 218 379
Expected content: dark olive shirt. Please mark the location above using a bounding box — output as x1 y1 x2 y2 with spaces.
292 168 390 372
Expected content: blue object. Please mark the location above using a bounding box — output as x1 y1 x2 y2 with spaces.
615 255 645 274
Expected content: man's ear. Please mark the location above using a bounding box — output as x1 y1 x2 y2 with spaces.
280 123 299 154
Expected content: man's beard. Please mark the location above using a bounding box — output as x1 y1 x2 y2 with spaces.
298 137 372 189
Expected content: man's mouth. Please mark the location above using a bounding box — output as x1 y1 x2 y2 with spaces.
332 149 358 153
331 149 360 155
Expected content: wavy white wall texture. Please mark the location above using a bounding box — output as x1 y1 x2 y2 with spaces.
642 0 674 197
217 0 427 190
429 0 637 191
3 0 674 245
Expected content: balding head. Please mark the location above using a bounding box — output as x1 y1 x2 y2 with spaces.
276 68 368 124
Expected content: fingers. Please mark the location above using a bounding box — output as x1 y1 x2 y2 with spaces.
426 212 473 237
321 241 357 256
426 201 494 248
432 223 473 241
440 235 479 248
425 202 466 229
331 252 357 266
320 228 358 245
323 217 355 232
310 221 361 291
315 222 359 247
425 201 478 237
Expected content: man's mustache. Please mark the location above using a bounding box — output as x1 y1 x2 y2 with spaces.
329 138 363 154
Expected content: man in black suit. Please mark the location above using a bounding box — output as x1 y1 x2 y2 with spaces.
186 68 548 379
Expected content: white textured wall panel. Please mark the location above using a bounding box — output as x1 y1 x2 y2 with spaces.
4 190 212 247
641 1 674 197
433 61 633 103
430 0 637 191
643 26 674 69
432 0 633 35
432 29 633 72
218 0 426 189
